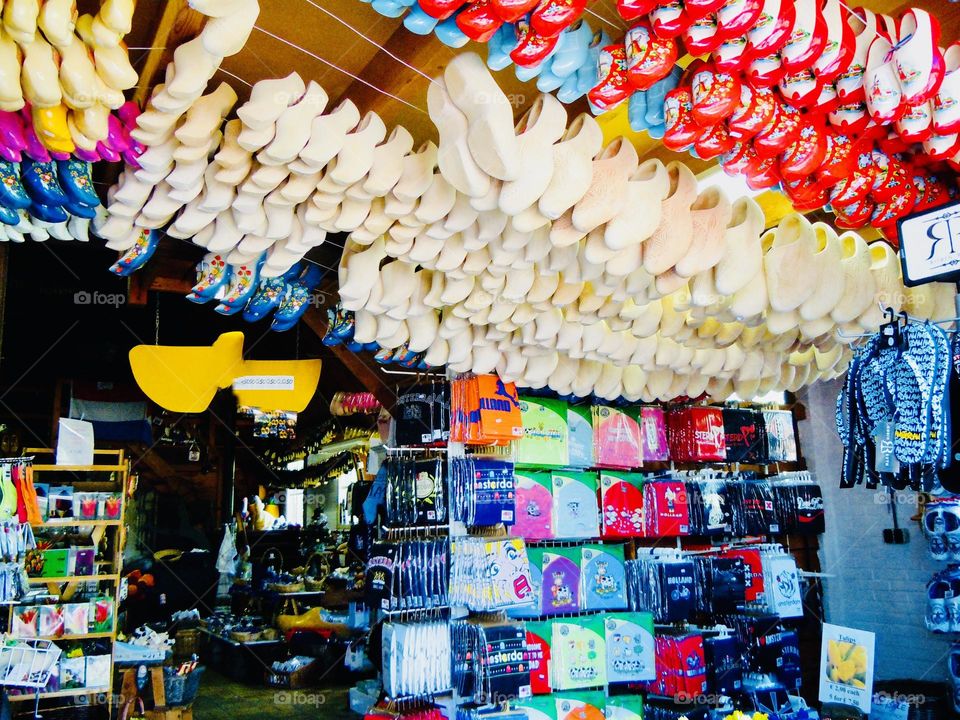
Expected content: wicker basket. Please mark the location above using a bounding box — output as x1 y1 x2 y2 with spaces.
229 630 262 643
174 629 201 659
269 581 305 593
304 577 324 592
260 628 278 641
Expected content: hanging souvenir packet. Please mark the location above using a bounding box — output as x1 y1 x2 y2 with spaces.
580 544 627 611
479 622 531 703
643 479 690 537
382 620 451 698
604 611 656 683
722 407 769 464
761 548 803 619
567 405 595 468
638 406 669 462
764 409 798 462
605 695 644 720
514 695 558 720
508 547 544 619
452 620 484 700
551 471 600 540
541 548 581 615
524 619 554 694
754 628 801 691
674 633 707 696
511 470 555 540
702 556 747 614
554 691 606 720
773 476 825 535
685 478 734 536
722 548 765 605
395 384 436 447
517 397 570 467
365 539 449 611
593 405 641 469
451 537 534 612
472 459 517 526
550 616 607 690
703 631 742 696
385 456 448 527
731 480 780 536
667 407 727 462
476 375 524 444
599 471 645 539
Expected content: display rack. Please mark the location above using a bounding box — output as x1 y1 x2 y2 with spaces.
6 448 128 716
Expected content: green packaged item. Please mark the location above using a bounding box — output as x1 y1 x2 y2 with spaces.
555 691 606 720
605 695 644 720
517 397 569 467
40 549 69 578
550 616 606 690
514 694 558 720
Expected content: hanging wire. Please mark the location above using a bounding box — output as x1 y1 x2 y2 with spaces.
155 292 161 344
215 67 254 88
584 6 627 30
253 25 429 115
301 0 440 85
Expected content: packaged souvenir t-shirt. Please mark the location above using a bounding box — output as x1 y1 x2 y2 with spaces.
676 633 706 696
482 623 531 701
724 548 765 604
763 409 798 462
512 470 555 540
568 405 595 468
472 459 516 526
605 695 644 720
687 480 733 536
764 553 803 618
644 480 690 537
541 548 582 615
659 561 695 622
704 634 742 695
723 408 768 463
550 617 607 689
689 407 726 461
739 480 779 535
518 397 570 467
580 544 627 611
509 546 544 619
552 471 600 539
706 557 746 613
515 695 558 720
525 620 554 694
476 375 523 442
599 471 645 538
555 691 606 720
793 483 825 534
593 406 641 469
639 407 669 461
604 611 655 682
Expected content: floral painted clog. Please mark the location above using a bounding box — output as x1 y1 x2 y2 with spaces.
753 102 801 156
864 35 904 124
420 0 467 19
616 0 656 22
109 228 159 276
746 0 794 60
713 34 749 72
56 160 99 207
531 0 586 38
456 0 504 42
716 0 762 41
934 43 960 134
896 99 934 143
215 258 264 315
779 68 824 108
625 19 677 90
511 19 560 66
690 64 741 125
588 44 630 111
682 12 723 56
662 86 701 151
780 0 827 71
894 9 944 105
0 161 30 210
836 6 878 101
649 0 688 39
694 120 735 159
189 252 232 303
814 0 854 83
22 160 68 205
780 120 827 180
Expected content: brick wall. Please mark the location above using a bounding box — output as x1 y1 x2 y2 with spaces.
798 380 950 682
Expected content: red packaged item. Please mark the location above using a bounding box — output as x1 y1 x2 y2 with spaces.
677 633 707 696
599 471 645 538
724 548 765 602
689 407 726 461
644 480 690 537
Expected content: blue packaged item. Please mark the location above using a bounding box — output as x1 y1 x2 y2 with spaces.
472 459 516 526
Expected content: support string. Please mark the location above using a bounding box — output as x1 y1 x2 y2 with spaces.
301 0 440 86
253 25 429 115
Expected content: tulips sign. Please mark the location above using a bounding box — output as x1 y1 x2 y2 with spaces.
819 623 875 713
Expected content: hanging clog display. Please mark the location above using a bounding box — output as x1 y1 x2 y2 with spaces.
96 43 958 396
607 1 960 242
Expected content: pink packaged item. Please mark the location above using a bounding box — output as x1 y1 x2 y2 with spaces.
639 407 669 461
593 406 641 469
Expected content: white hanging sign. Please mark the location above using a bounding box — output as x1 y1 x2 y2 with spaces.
898 200 960 286
819 623 875 713
232 375 295 391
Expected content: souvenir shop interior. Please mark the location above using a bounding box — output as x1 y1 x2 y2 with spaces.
0 0 957 719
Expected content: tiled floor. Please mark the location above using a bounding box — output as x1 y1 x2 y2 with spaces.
192 670 352 719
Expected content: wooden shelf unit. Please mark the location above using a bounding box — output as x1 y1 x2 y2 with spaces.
11 448 129 715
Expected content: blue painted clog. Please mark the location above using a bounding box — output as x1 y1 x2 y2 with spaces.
549 20 591 78
628 90 650 131
109 228 159 276
29 201 67 223
435 15 469 47
215 258 263 315
0 162 31 210
22 161 68 206
404 4 440 34
56 160 100 207
188 252 231 303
